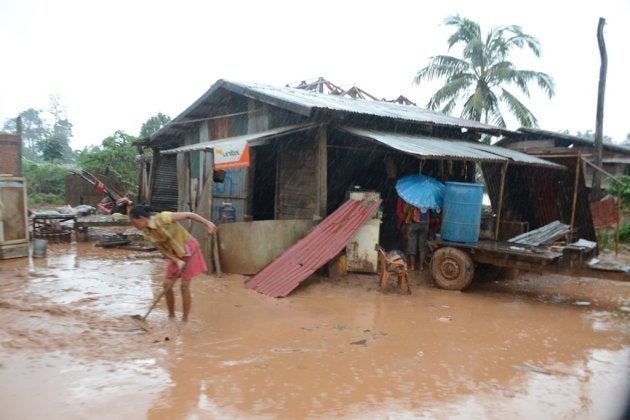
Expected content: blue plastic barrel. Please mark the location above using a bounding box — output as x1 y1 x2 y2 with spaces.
440 182 484 243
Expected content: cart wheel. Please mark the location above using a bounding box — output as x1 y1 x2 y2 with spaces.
430 247 474 290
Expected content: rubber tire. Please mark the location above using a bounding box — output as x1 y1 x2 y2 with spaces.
430 247 475 290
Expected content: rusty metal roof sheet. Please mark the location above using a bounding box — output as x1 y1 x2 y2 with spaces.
342 127 564 169
246 199 381 297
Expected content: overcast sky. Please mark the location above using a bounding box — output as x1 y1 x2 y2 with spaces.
1 0 628 150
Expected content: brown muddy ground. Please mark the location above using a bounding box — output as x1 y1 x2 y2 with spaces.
0 239 629 419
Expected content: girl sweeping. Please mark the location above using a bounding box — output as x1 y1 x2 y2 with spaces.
130 205 217 321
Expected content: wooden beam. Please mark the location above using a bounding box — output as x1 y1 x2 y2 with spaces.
317 124 328 218
494 161 508 240
569 154 581 242
592 17 608 200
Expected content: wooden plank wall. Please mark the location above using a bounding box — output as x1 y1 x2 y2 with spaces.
276 134 320 220
64 175 102 207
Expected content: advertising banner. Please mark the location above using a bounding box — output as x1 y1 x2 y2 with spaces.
214 140 250 170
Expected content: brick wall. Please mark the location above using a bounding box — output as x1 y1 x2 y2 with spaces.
0 133 21 176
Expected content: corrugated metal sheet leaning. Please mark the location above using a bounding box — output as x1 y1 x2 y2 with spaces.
246 199 381 298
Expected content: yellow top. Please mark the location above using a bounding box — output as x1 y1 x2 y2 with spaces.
143 212 192 257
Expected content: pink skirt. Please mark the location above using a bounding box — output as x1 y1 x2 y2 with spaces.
165 239 207 282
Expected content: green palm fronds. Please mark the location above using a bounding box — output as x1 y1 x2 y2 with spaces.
414 14 555 128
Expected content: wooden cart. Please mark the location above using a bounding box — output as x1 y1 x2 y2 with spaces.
428 237 628 290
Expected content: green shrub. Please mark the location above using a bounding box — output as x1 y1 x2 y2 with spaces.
22 159 69 208
606 175 630 207
619 223 630 242
28 192 65 208
596 229 611 249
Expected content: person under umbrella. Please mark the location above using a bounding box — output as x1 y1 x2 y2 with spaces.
395 174 445 271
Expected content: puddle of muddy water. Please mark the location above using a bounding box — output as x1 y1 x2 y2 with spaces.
0 241 629 419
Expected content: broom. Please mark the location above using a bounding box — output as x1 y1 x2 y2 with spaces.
130 248 200 331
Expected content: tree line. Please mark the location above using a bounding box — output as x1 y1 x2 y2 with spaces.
2 96 170 207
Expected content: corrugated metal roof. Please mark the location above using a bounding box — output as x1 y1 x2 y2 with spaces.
602 157 630 164
246 199 381 298
222 80 511 135
506 127 630 155
148 79 514 144
464 139 565 168
160 123 317 155
342 127 564 168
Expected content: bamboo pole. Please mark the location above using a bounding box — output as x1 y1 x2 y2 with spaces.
494 161 508 240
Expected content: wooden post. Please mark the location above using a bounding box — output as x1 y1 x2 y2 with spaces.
191 152 221 276
615 189 621 255
16 116 22 177
592 17 607 201
212 232 222 277
494 162 508 240
316 124 327 218
569 154 581 243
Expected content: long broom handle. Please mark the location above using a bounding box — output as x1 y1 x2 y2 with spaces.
141 248 200 320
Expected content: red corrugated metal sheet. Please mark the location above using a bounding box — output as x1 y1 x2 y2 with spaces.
246 199 381 297
591 197 619 229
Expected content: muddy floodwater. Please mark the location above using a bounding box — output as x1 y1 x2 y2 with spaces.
1 240 629 419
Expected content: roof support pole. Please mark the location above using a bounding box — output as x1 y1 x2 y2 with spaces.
494 161 509 240
176 152 189 213
316 124 328 218
191 154 220 275
569 153 582 243
592 17 607 201
187 152 196 213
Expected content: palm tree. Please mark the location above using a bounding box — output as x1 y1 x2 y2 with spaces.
414 15 555 128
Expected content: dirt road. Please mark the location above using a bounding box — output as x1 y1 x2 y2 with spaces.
0 242 628 419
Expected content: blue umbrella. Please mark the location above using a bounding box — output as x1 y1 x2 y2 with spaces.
395 174 445 210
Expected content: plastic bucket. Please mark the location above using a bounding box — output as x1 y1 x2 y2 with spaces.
440 182 484 243
219 203 236 223
32 238 48 258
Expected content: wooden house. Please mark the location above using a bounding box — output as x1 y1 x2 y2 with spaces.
138 79 591 274
497 128 630 192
